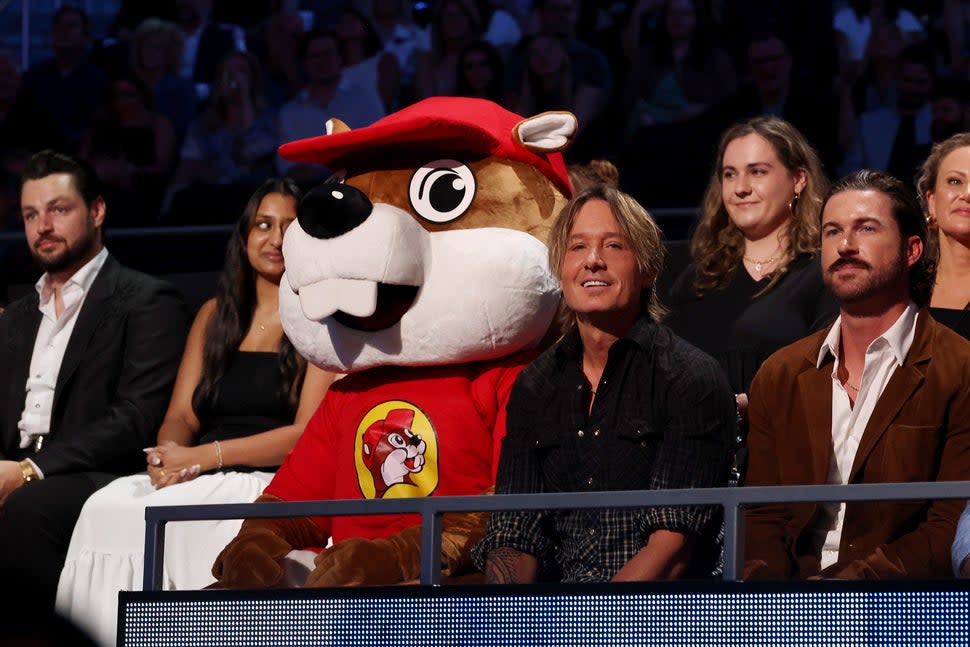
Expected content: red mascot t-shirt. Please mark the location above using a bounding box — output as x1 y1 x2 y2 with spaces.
265 350 535 547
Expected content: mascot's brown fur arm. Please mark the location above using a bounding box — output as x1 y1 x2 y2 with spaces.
211 493 328 589
306 487 494 587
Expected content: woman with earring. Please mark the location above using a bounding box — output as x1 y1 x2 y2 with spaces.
917 132 970 339
56 178 337 647
666 116 837 484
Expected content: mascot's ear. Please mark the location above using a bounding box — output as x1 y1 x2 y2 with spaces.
514 111 578 154
326 118 352 135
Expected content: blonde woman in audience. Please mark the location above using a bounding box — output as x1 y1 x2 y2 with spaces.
56 178 336 647
917 131 970 339
666 116 837 484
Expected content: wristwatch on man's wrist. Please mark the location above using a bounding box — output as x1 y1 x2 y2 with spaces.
19 459 37 483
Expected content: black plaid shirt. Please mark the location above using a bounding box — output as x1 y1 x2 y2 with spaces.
473 317 736 581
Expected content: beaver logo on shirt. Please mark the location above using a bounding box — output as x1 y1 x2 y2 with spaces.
355 401 438 498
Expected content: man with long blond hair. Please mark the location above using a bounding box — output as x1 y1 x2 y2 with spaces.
473 185 735 583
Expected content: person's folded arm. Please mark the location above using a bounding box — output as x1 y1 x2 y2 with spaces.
612 530 694 582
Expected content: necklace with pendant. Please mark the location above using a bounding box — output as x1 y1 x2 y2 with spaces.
743 254 780 275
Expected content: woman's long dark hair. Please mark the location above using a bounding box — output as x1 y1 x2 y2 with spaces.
192 178 306 415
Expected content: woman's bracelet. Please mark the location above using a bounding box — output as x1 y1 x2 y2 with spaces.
214 440 224 470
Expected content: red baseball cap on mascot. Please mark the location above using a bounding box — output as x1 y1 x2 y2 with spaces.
278 97 574 197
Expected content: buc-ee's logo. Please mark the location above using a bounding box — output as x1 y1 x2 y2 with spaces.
355 401 438 499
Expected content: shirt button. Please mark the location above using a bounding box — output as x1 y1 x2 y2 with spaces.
577 429 584 438
640 441 647 447
35 404 40 408
593 429 601 437
588 527 596 535
586 476 594 485
35 374 41 379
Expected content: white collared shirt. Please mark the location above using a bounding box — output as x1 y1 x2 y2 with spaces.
812 301 919 569
18 247 109 462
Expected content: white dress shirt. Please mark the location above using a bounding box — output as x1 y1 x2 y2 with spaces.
812 301 919 569
18 247 109 469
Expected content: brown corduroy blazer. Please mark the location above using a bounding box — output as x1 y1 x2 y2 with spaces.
743 310 970 580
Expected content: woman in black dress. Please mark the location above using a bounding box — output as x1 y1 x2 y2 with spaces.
666 116 838 483
917 132 970 340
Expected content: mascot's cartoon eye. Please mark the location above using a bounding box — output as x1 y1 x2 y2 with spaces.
409 160 476 223
388 432 407 449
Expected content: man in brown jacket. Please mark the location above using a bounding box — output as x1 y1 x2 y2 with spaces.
744 169 970 580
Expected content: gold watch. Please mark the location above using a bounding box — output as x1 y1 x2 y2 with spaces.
19 460 37 483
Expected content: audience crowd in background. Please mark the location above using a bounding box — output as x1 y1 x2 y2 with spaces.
5 3 970 643
3 0 970 233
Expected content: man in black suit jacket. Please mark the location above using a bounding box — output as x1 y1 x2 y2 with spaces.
0 151 189 611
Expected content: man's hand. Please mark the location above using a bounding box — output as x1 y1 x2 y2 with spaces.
0 460 26 506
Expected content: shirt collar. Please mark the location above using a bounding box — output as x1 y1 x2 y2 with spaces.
816 300 920 368
35 246 109 304
556 315 658 360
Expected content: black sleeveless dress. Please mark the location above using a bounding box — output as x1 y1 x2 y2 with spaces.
196 351 295 470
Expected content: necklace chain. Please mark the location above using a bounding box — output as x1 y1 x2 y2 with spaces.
742 254 780 265
744 256 779 275
743 245 784 275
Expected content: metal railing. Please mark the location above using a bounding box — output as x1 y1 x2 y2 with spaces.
143 480 970 590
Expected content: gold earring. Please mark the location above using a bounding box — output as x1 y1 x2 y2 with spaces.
788 191 801 214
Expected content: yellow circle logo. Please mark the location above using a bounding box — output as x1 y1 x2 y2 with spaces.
355 400 438 499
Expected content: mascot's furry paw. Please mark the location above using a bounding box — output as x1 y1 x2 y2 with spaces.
307 533 418 587
211 527 291 589
211 493 327 589
307 488 494 587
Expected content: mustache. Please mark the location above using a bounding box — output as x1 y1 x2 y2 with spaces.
828 258 870 273
34 235 64 248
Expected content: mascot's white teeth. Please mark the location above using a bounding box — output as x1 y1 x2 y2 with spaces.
299 278 379 320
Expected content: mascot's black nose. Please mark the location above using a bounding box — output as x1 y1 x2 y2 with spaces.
298 182 372 239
